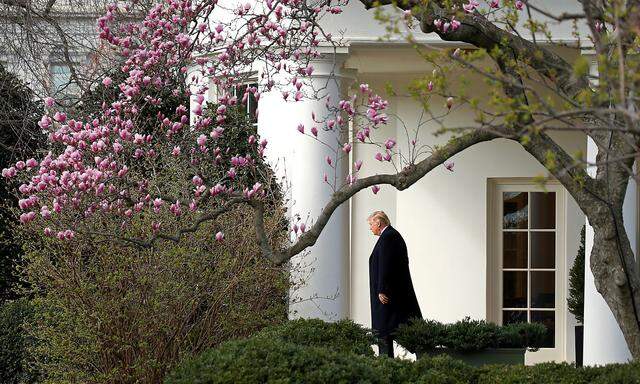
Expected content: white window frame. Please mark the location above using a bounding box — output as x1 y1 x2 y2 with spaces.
487 178 567 364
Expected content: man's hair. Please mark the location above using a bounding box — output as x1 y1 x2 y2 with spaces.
368 211 390 227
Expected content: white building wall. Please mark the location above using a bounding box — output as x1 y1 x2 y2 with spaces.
347 67 586 361
583 137 634 365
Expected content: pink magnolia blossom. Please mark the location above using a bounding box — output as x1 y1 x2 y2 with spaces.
311 126 318 137
354 160 363 171
463 0 480 13
102 77 113 87
375 153 383 162
215 231 224 242
325 156 333 167
297 123 305 134
447 97 454 109
342 143 352 153
371 185 380 194
44 97 54 107
445 162 455 172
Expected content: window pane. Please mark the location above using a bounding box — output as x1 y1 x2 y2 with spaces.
531 271 555 308
503 232 527 268
503 310 527 325
531 310 555 348
531 232 555 269
51 64 71 94
248 83 257 124
503 192 528 229
531 192 555 229
503 271 527 308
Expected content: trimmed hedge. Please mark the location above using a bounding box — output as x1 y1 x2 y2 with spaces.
254 318 377 356
395 317 547 354
166 319 640 384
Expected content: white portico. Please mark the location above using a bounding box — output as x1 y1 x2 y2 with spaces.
199 0 637 366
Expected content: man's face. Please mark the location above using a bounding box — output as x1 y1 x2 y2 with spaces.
368 219 381 236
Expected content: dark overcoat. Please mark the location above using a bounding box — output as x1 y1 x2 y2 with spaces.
369 225 422 338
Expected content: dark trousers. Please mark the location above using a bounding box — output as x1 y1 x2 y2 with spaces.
377 335 394 358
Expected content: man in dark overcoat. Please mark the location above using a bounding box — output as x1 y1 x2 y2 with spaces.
368 211 422 358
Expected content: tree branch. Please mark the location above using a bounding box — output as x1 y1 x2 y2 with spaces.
264 129 500 265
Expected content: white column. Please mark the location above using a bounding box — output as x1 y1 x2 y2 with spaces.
583 90 634 363
258 53 352 321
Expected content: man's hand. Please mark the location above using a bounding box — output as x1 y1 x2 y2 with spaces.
378 293 389 304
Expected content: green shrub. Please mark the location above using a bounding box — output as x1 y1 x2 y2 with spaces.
395 318 447 354
585 361 640 384
497 322 547 350
445 317 500 353
568 226 585 324
165 337 411 384
477 362 586 384
396 318 548 355
166 319 640 384
21 207 290 384
255 318 377 356
411 354 478 383
0 298 38 384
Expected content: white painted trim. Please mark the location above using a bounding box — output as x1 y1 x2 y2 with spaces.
487 178 567 363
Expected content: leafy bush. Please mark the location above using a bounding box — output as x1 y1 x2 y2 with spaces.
166 320 640 384
445 317 501 353
0 298 38 384
395 317 548 355
255 318 377 356
165 337 412 384
476 362 586 384
21 205 290 384
395 318 447 354
568 226 586 324
497 322 548 351
477 361 640 383
0 64 43 304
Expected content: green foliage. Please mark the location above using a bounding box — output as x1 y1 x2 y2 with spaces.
476 362 586 384
395 317 547 355
445 318 501 353
16 68 293 383
165 337 406 384
0 64 43 304
255 318 377 356
568 226 586 324
0 298 39 384
22 206 290 383
166 319 640 384
497 322 548 351
395 318 447 354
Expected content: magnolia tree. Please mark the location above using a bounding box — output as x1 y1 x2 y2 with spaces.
3 0 640 358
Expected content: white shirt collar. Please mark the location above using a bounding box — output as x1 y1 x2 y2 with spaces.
380 225 389 235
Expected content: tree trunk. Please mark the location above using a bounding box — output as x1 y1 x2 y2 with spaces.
589 208 640 359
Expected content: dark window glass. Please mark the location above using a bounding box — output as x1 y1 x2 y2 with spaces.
503 192 528 229
531 192 555 229
531 310 555 348
531 271 555 308
503 310 527 325
531 232 555 269
503 271 527 308
503 232 528 269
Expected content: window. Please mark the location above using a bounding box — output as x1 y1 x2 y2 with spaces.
50 62 80 101
488 180 566 363
231 82 258 125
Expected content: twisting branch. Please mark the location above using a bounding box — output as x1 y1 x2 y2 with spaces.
259 129 500 265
